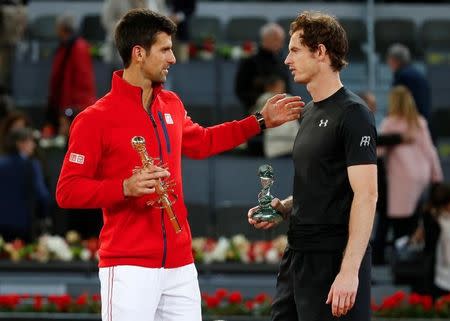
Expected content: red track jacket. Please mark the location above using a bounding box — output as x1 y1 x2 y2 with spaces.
48 37 96 114
56 71 260 268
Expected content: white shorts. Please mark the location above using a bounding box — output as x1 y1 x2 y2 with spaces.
99 263 201 321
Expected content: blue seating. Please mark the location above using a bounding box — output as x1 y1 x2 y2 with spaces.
189 16 223 43
12 60 52 108
225 17 268 44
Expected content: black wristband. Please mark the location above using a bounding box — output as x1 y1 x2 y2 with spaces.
254 112 266 131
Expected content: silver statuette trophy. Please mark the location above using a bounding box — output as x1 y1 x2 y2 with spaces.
251 164 284 224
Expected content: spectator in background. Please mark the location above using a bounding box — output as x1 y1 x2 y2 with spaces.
251 75 299 158
0 127 50 242
0 110 31 153
0 84 14 121
379 86 442 242
421 183 450 300
358 90 412 265
235 22 290 114
0 0 28 92
46 13 96 131
101 0 147 65
166 0 196 63
387 43 431 122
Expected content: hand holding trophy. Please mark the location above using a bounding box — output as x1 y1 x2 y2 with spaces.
131 136 182 233
251 164 284 224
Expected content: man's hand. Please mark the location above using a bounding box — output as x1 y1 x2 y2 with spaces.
260 94 304 128
326 270 359 317
123 167 170 197
247 198 289 229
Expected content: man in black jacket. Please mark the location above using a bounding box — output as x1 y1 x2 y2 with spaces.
235 22 290 113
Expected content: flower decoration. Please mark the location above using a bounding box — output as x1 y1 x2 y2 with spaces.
0 294 100 313
202 289 272 316
373 291 450 318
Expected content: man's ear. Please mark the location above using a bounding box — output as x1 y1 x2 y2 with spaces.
132 46 145 62
317 44 327 59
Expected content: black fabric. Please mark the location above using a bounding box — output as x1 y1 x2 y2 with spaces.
234 47 291 111
377 133 402 146
272 247 372 321
289 87 377 251
168 0 196 41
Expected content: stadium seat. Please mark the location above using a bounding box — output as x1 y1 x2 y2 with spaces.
428 65 450 111
11 60 52 108
375 18 418 58
168 61 217 107
421 19 450 52
339 18 367 61
225 17 268 44
79 14 106 44
189 16 223 43
182 158 213 237
28 14 59 59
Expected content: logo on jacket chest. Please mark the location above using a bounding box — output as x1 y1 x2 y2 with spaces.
318 119 328 127
164 113 174 124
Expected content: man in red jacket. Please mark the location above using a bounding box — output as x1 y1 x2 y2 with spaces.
47 14 96 131
56 9 303 321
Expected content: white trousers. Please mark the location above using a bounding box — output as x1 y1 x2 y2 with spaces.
99 264 201 321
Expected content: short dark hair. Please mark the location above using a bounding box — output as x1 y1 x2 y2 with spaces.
4 127 34 155
290 11 348 71
115 8 177 68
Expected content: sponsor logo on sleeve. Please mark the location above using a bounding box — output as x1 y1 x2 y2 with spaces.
360 136 371 147
69 153 85 164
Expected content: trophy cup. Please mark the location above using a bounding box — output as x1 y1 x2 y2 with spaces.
131 136 182 233
251 164 284 224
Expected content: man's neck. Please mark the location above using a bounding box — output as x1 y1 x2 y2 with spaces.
122 66 153 111
307 69 343 102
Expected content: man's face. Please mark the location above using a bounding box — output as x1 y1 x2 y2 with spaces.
140 32 176 83
18 138 35 157
264 32 285 54
387 56 399 72
284 31 319 84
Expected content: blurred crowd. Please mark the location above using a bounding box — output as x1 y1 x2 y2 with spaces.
0 0 449 300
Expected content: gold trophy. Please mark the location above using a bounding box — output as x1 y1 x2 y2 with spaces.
131 136 182 233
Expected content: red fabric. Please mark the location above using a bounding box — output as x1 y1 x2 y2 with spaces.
49 37 96 113
56 71 260 268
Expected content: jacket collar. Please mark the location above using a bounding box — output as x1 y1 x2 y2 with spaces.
110 70 163 108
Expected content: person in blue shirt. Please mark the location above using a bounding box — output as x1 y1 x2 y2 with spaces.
387 43 431 121
0 127 50 242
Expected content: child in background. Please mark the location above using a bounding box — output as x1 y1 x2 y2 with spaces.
422 183 450 299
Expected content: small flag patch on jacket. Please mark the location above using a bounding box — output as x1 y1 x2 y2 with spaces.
69 153 85 164
164 113 174 124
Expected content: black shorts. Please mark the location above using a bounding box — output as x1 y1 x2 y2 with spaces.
271 247 371 321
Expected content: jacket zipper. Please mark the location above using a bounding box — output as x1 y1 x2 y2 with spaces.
157 111 171 154
148 106 167 268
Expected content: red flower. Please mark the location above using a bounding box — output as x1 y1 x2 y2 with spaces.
408 293 422 305
76 293 88 306
254 292 270 304
188 43 197 58
245 299 255 310
92 294 101 302
206 296 220 308
203 39 215 53
242 41 255 53
228 291 243 304
0 295 20 309
33 295 43 311
215 288 228 300
421 295 433 311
